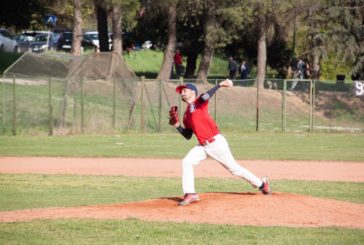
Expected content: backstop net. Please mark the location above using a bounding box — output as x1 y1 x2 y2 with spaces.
1 52 138 135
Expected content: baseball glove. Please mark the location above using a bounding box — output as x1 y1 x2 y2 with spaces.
169 106 179 125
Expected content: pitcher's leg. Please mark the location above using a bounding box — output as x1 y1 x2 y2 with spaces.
182 145 207 194
206 134 263 188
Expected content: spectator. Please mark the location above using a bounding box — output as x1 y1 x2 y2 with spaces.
174 49 185 78
239 60 249 79
291 58 305 90
297 58 305 79
227 57 238 79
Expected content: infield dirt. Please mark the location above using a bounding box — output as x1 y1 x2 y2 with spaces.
0 157 363 228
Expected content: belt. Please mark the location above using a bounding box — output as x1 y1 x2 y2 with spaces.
202 137 216 146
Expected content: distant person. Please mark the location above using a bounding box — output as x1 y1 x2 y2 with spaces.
174 49 185 78
304 60 311 79
227 57 238 79
239 60 249 79
291 58 305 90
126 42 135 58
297 58 305 79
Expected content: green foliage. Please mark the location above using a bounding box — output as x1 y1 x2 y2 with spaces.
300 0 364 79
0 0 48 30
320 53 352 80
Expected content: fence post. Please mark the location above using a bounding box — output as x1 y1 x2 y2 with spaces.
311 80 316 132
12 75 16 136
256 79 259 132
48 77 53 136
178 77 183 119
2 74 5 133
309 80 313 132
140 76 145 133
73 96 77 130
158 80 162 132
214 79 217 122
80 78 84 134
282 79 287 132
112 78 116 128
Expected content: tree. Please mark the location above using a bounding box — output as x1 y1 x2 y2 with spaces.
156 2 177 81
179 0 245 81
110 0 140 54
0 0 48 30
71 0 83 56
177 2 205 78
322 0 364 79
92 0 139 53
111 3 123 54
250 0 301 88
196 3 217 82
94 0 109 52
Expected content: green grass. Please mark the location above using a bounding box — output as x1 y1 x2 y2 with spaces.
0 219 363 245
0 173 363 244
123 49 229 78
0 133 363 161
123 50 163 78
0 174 363 211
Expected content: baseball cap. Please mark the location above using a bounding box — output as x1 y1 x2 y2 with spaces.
175 83 198 95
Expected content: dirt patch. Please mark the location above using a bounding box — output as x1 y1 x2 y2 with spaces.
1 192 363 228
0 157 363 228
1 157 363 182
1 78 47 85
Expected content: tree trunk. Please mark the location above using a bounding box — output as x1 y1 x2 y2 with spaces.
196 47 214 83
312 54 320 79
71 0 83 56
111 5 122 55
95 3 109 52
185 52 198 78
196 7 216 83
157 4 177 81
256 17 267 89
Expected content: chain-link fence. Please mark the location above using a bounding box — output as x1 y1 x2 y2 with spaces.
1 52 363 135
1 76 363 135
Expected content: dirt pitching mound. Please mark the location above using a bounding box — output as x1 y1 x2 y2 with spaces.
1 192 363 228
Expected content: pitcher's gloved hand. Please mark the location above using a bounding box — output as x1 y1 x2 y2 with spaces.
169 106 179 125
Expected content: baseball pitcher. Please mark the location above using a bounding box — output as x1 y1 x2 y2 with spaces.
169 79 271 206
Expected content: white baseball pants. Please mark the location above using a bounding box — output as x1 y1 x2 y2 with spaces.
182 134 263 194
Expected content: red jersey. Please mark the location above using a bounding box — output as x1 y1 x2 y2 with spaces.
183 97 219 145
174 53 183 65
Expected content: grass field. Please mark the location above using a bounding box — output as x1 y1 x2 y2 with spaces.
1 133 364 161
1 133 364 243
1 174 363 211
1 51 363 244
0 171 363 244
1 219 362 245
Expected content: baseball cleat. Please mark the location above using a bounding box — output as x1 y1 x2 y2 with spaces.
178 193 200 206
259 177 272 195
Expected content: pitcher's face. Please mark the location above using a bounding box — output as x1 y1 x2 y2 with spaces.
181 88 196 103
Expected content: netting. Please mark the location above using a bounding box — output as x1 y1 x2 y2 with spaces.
1 52 138 134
